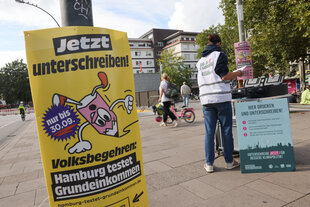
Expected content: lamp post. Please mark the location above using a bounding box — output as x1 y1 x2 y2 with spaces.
15 0 60 27
59 0 93 26
236 0 245 42
236 0 245 87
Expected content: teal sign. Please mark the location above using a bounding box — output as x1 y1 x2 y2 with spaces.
235 98 295 173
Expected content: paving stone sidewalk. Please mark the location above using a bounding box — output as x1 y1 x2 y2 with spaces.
0 102 309 207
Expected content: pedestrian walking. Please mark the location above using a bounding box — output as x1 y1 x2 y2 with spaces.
180 82 191 108
158 73 179 127
196 34 244 173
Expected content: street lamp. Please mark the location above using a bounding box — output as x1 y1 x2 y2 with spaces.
15 0 60 27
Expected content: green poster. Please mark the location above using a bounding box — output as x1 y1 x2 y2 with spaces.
235 98 295 173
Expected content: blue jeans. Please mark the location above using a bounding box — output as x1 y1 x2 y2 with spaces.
183 95 189 107
203 102 234 165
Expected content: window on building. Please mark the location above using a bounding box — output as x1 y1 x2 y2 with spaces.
146 51 152 56
147 43 152 47
184 54 190 60
157 42 164 47
157 51 162 55
129 43 134 47
135 51 141 56
136 61 142 66
182 45 189 50
138 43 146 47
146 60 153 65
147 70 153 73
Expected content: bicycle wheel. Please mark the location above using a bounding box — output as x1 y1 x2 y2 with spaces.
184 110 195 123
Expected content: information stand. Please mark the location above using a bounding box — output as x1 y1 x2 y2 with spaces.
235 98 295 173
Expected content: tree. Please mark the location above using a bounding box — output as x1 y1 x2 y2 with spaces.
157 49 192 88
0 59 32 105
244 0 310 75
287 0 310 39
196 0 310 77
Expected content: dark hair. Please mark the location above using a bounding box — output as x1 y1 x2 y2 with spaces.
208 34 221 45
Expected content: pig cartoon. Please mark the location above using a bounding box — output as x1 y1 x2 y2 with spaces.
52 72 134 154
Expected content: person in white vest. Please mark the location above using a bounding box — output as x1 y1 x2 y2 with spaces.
196 34 244 173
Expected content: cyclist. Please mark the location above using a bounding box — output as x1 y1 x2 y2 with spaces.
18 101 26 121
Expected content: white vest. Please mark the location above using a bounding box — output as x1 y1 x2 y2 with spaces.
196 51 231 105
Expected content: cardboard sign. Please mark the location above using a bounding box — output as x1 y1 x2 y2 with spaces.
283 79 297 94
24 27 148 206
234 41 253 80
235 98 295 173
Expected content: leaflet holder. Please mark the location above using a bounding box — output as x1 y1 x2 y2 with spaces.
243 77 265 98
244 78 260 88
232 75 287 99
264 75 284 86
263 75 287 97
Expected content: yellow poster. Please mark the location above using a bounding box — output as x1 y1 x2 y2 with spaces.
24 27 148 207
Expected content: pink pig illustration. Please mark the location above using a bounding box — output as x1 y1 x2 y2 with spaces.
52 72 134 154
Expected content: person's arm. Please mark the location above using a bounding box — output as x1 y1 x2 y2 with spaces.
180 86 184 97
214 52 243 81
222 70 243 81
158 87 164 102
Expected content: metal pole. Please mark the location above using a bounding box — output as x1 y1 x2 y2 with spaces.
236 0 245 87
236 0 245 42
299 58 306 91
59 0 93 26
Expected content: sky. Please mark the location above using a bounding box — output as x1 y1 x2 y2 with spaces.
0 0 225 68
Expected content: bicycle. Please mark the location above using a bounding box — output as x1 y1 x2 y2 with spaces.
155 106 195 124
19 108 26 121
189 93 199 100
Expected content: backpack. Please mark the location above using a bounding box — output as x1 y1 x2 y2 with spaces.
165 82 179 99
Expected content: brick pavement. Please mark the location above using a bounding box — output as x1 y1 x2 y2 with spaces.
0 101 310 207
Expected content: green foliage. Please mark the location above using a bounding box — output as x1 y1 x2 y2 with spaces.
157 49 192 88
196 0 310 77
0 59 32 105
243 0 310 75
287 0 310 39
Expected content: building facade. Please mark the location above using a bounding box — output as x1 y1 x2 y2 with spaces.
138 28 182 72
129 28 200 87
129 38 155 74
163 31 200 82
